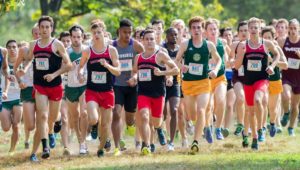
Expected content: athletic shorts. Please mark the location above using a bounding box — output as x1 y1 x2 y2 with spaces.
21 86 35 103
282 79 300 94
33 84 63 101
3 99 22 111
85 89 114 109
114 86 137 113
138 95 164 118
166 85 180 100
269 80 283 95
65 86 86 102
227 79 233 91
232 69 245 85
243 80 269 106
210 74 227 92
182 79 210 96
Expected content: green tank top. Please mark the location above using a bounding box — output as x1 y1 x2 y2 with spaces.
215 39 225 77
268 53 280 81
183 39 209 81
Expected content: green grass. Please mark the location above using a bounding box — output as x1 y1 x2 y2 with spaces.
1 127 300 170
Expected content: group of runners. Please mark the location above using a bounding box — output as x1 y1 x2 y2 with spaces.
0 15 300 162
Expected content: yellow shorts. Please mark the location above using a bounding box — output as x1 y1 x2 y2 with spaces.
210 75 227 92
182 79 211 96
269 80 283 95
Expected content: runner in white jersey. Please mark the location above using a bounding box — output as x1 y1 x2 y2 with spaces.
0 40 22 154
65 25 88 155
14 24 40 162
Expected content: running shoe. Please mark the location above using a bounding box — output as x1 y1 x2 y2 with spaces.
258 129 265 142
63 147 71 156
104 139 111 152
41 147 50 159
251 138 258 150
221 128 230 138
215 128 224 140
79 143 88 155
48 133 56 149
125 125 135 136
281 112 290 127
150 143 155 153
205 127 213 144
156 128 166 145
97 149 104 157
114 148 121 156
242 135 249 148
30 153 39 162
270 124 277 137
288 127 295 137
189 141 199 155
141 146 151 155
91 124 98 140
120 139 127 151
234 123 244 136
167 142 175 152
54 120 62 133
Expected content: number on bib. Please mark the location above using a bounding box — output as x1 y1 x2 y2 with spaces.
188 63 203 75
138 69 151 81
120 59 132 71
35 58 49 70
247 60 262 71
91 71 106 84
238 65 244 76
287 58 300 69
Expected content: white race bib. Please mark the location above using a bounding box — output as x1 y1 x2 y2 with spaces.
287 58 300 69
238 65 244 76
138 69 151 81
120 59 132 71
247 60 262 71
9 81 18 90
68 71 79 86
92 71 106 84
35 58 49 70
188 63 203 75
208 59 216 70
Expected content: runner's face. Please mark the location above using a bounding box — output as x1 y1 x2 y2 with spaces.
92 27 104 41
71 30 83 47
206 23 219 38
166 29 178 45
276 23 287 37
119 26 132 42
134 31 142 42
238 25 249 40
153 23 164 38
175 23 185 38
222 30 233 44
39 21 52 38
190 22 203 37
248 22 260 38
143 32 156 49
6 42 18 57
61 36 71 48
32 27 40 40
262 31 273 40
289 22 299 37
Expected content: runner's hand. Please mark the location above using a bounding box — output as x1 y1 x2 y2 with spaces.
2 92 7 100
154 67 163 76
7 75 15 82
208 70 217 79
127 76 137 87
166 77 173 87
181 65 189 73
100 59 108 67
19 82 27 89
266 66 274 75
77 73 85 84
44 73 56 82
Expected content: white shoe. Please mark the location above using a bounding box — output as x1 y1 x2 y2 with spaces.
79 143 88 155
167 143 175 151
182 139 189 148
186 121 195 135
86 134 93 141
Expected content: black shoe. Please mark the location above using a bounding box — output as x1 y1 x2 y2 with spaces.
54 120 62 133
41 147 50 159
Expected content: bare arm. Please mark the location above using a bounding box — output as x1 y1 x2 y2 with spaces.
276 45 288 70
208 41 222 76
1 48 9 78
133 40 145 54
266 40 280 69
155 51 179 76
234 42 246 70
103 46 120 76
174 40 188 68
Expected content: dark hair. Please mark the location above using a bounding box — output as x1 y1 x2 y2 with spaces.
59 31 70 40
69 25 84 36
165 27 177 35
119 19 133 28
237 21 248 32
220 27 232 37
151 19 164 28
6 39 17 48
261 26 276 38
38 16 54 27
141 29 155 39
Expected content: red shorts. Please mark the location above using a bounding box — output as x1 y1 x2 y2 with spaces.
33 84 63 101
138 95 165 118
85 89 114 109
243 80 268 106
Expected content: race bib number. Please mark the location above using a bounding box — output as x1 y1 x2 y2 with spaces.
68 71 79 85
208 59 216 70
120 59 132 71
91 71 106 84
138 69 151 81
188 63 203 75
287 58 300 69
10 81 18 89
238 65 244 76
35 58 49 70
247 60 262 71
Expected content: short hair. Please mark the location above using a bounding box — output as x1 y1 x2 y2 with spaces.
90 19 106 30
69 25 84 36
248 17 261 27
269 19 278 26
151 19 164 28
237 20 248 32
133 26 144 38
142 29 155 39
261 26 276 38
31 23 38 34
6 39 17 48
38 16 54 27
165 27 177 35
289 18 299 26
188 16 205 29
119 19 133 28
220 27 232 37
59 31 70 41
171 19 185 28
205 18 220 30
276 18 288 28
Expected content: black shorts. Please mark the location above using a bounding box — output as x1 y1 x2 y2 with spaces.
227 79 233 91
166 85 180 100
114 86 137 113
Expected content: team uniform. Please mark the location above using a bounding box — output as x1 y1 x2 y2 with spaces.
20 62 34 103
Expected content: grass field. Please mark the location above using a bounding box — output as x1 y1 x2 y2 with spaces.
0 126 300 170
